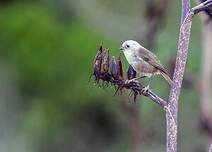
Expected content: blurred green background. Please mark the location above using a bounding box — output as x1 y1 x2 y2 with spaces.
0 0 208 152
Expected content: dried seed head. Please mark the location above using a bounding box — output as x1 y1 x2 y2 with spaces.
93 45 103 79
111 56 119 80
127 65 137 80
118 57 123 80
102 48 110 73
98 45 103 53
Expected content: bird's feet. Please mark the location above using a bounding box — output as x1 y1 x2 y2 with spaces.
142 85 149 94
125 79 139 84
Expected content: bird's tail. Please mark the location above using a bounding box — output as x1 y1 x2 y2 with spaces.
161 72 173 86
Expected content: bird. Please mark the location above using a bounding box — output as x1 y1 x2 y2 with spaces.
120 40 172 91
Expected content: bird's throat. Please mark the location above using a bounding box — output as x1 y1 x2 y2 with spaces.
123 50 135 64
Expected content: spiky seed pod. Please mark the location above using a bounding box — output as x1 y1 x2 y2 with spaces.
102 48 110 73
117 57 123 80
111 56 119 80
93 46 103 80
127 65 137 80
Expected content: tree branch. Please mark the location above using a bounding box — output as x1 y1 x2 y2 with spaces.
166 0 193 151
181 0 191 23
97 75 168 109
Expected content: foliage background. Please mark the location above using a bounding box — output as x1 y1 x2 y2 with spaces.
0 0 208 151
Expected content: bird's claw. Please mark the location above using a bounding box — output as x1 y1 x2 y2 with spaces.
142 85 149 94
125 79 138 84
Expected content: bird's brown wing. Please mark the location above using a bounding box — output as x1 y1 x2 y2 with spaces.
137 47 169 75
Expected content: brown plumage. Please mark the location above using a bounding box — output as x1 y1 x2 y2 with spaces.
137 46 172 85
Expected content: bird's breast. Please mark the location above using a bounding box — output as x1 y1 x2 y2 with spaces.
123 51 136 64
124 51 157 76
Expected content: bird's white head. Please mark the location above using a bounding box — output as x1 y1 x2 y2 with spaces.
120 40 141 52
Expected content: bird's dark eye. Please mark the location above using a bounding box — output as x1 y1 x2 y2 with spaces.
126 45 130 48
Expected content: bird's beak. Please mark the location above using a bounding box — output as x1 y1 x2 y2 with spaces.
119 46 124 51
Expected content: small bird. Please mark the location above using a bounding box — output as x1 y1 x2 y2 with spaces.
120 40 172 91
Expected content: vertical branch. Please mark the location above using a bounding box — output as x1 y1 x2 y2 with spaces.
181 0 191 23
166 0 193 152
